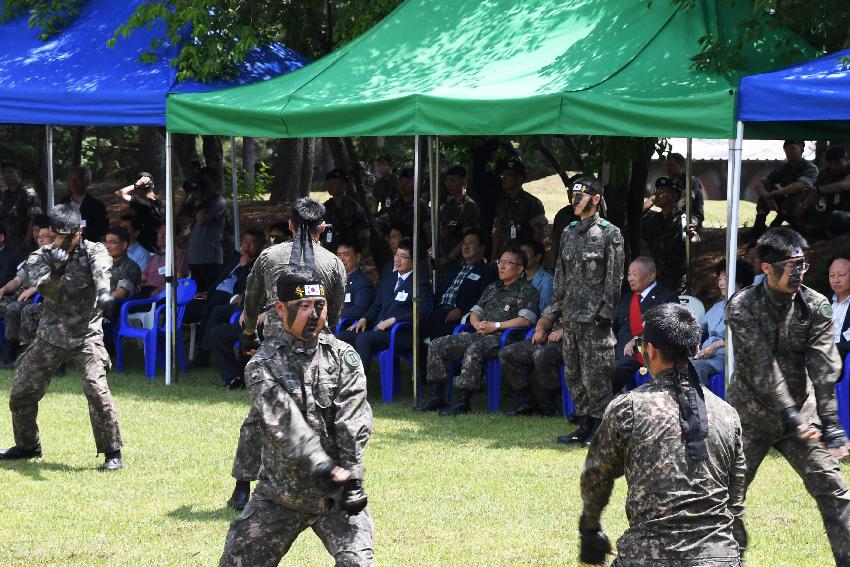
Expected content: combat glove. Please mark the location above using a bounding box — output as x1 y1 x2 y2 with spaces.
592 315 611 328
340 478 368 516
578 515 612 565
310 460 344 501
820 413 849 449
782 406 804 432
96 292 114 312
239 331 261 356
44 247 69 278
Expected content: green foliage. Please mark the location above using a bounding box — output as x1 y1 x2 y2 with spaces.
0 0 84 40
229 161 273 201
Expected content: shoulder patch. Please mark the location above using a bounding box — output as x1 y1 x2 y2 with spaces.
820 302 833 318
598 219 610 227
344 349 362 368
568 221 578 227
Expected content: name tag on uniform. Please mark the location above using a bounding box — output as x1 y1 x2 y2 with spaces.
510 224 517 239
344 292 352 303
395 291 408 301
843 328 850 342
325 231 333 243
467 273 481 281
158 266 166 275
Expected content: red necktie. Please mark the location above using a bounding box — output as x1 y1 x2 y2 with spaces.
629 292 644 365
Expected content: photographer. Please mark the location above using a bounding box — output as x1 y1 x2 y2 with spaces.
115 172 163 252
179 166 227 291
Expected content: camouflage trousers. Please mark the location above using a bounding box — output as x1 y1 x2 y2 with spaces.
499 340 562 391
9 337 122 454
733 422 850 565
562 321 614 419
231 406 263 481
219 496 374 567
0 300 42 344
426 332 501 390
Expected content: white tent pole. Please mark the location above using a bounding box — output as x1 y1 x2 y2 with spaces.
724 121 744 386
165 131 174 386
230 136 240 251
412 135 421 404
46 126 55 212
429 137 439 291
685 138 692 291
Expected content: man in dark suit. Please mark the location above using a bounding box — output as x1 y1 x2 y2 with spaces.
335 239 375 324
60 166 109 243
336 239 432 374
611 256 679 393
829 254 850 365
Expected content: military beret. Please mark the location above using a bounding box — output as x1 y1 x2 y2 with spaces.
783 140 806 150
325 168 349 182
826 145 847 161
500 157 526 175
399 167 415 179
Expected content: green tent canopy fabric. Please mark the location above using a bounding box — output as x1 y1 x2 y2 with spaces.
167 0 811 139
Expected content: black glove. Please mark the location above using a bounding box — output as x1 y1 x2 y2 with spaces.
44 248 69 278
340 478 368 516
579 526 611 565
782 406 804 432
311 461 343 497
239 331 261 356
592 315 611 328
820 413 849 449
96 292 114 312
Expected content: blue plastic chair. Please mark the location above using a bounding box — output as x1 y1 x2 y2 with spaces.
377 322 412 403
837 354 850 435
707 373 726 400
114 278 198 379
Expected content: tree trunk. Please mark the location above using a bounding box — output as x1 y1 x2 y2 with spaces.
625 139 655 262
270 138 314 204
70 126 85 168
241 137 256 194
172 133 198 181
299 138 316 198
202 135 224 193
138 127 167 189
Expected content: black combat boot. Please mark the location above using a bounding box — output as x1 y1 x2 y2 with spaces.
414 383 446 412
227 480 251 511
439 388 473 416
0 444 42 460
101 450 123 471
0 340 19 369
583 418 603 448
504 388 538 416
557 415 590 444
538 397 560 417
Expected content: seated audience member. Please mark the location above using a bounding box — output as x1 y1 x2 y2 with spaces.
745 241 765 285
611 257 678 393
60 165 109 243
692 259 755 384
829 254 850 364
0 160 42 258
0 224 20 289
499 314 564 416
25 214 52 255
322 169 370 253
185 228 265 367
641 177 700 293
0 224 53 366
336 239 432 372
104 225 142 310
798 145 850 237
418 245 539 415
180 166 227 291
335 239 375 326
521 239 553 312
138 224 189 298
120 214 153 271
267 222 289 245
438 166 480 267
115 172 163 251
751 139 817 238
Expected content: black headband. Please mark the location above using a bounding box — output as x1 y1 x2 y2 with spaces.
278 281 326 302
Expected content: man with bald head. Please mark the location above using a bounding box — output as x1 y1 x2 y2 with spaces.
829 254 850 364
611 257 679 393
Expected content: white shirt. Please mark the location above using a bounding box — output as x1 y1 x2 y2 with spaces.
832 293 850 344
639 281 658 301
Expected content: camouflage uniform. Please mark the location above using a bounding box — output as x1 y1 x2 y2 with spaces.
373 173 399 213
439 193 480 258
544 214 624 419
323 195 370 253
499 320 563 392
234 240 346 482
727 282 850 564
0 249 49 343
754 158 819 231
109 254 141 297
581 368 745 566
426 279 539 391
640 208 693 294
219 332 374 567
492 189 547 250
0 182 42 257
8 240 121 454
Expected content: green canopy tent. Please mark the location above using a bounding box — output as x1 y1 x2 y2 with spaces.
165 0 812 397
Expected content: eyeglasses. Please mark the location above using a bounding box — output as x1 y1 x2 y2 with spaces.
104 240 124 245
394 252 412 260
772 259 809 274
495 259 522 268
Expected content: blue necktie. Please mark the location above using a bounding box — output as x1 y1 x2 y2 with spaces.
394 276 404 293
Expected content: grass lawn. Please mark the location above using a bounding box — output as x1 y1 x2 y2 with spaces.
0 362 845 566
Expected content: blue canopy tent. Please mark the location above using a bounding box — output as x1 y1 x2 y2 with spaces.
0 0 307 383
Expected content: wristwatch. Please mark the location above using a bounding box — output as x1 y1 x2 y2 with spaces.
495 321 502 330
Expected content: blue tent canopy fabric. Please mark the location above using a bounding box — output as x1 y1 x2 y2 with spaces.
739 48 850 137
0 0 307 126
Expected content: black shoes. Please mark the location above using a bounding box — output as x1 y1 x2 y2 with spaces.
439 388 473 416
224 376 245 390
583 418 602 448
101 450 123 471
414 383 446 412
504 389 539 416
228 480 251 511
0 445 42 460
557 416 590 445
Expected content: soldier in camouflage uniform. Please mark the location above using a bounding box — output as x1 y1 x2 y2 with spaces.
0 161 42 257
490 157 547 263
726 228 850 565
0 205 122 471
104 226 141 326
219 264 373 567
322 169 371 254
419 244 539 415
579 303 745 567
438 165 480 268
751 140 819 237
640 176 700 294
539 176 624 447
228 198 347 511
498 316 563 416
